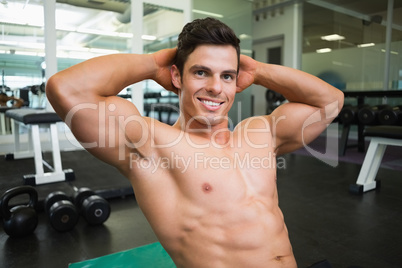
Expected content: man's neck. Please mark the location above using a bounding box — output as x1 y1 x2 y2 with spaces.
173 114 231 146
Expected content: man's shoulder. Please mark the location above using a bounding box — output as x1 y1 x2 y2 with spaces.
143 117 185 146
234 115 273 132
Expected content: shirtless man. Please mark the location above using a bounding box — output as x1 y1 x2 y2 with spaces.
46 18 344 268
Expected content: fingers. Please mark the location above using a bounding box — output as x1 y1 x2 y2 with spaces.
153 48 177 71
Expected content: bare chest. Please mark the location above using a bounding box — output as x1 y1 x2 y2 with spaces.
164 147 278 206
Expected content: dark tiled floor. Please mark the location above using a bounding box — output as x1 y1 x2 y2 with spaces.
277 154 402 268
1 151 402 268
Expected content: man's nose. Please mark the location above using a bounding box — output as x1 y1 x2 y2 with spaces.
206 75 223 95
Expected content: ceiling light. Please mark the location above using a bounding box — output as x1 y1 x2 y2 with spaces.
239 34 251 40
241 49 253 55
381 49 399 55
15 51 39 56
0 40 44 49
357 43 375 48
89 48 119 54
321 34 345 41
141 35 157 41
192 9 223 18
316 48 332 53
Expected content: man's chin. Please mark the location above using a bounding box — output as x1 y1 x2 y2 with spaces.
194 114 229 126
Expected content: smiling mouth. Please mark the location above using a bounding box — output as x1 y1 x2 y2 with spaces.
198 98 224 108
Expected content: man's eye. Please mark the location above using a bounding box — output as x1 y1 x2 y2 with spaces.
223 74 234 81
195 70 206 76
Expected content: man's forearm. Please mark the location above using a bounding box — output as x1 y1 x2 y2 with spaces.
254 63 343 109
47 53 155 99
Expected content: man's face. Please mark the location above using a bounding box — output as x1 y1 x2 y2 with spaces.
172 44 238 127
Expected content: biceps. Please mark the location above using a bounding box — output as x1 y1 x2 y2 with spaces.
270 102 332 155
65 97 149 165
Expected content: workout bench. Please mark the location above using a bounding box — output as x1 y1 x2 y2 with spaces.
5 108 74 185
350 126 402 194
0 107 13 135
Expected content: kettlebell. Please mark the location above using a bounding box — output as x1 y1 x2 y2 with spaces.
0 186 38 237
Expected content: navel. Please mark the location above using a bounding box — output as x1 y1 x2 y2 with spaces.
275 256 283 261
202 183 213 193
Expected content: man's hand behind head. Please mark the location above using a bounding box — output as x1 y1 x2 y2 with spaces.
236 54 259 93
152 48 178 94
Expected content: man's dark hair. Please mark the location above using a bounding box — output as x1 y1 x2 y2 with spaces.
174 17 241 76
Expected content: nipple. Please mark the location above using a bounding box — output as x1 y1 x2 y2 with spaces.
202 183 213 193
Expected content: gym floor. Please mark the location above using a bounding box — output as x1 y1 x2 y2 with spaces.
1 144 402 268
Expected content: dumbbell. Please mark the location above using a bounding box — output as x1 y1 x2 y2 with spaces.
45 191 79 232
358 104 391 125
339 104 368 125
379 106 402 126
73 187 110 225
0 186 38 237
339 105 358 125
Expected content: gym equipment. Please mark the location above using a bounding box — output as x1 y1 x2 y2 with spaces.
151 103 179 125
68 242 175 268
339 104 370 125
144 92 162 117
4 108 75 185
265 89 285 103
379 106 402 126
0 186 38 237
144 92 179 124
266 89 285 114
357 104 391 125
338 104 370 156
0 107 13 135
339 105 358 125
350 126 402 194
73 187 111 225
29 84 45 95
342 91 402 154
45 191 79 232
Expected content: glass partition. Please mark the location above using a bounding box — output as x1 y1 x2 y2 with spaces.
0 1 45 108
302 1 402 108
302 1 402 92
139 4 184 124
0 0 252 134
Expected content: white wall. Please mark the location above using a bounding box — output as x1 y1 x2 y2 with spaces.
253 2 302 69
251 2 303 116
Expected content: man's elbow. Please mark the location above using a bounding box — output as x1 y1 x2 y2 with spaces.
328 89 344 119
46 74 65 106
336 89 345 112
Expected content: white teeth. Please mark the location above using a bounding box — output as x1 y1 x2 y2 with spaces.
202 100 221 107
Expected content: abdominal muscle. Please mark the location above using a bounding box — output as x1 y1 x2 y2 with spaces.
159 177 297 268
129 125 297 267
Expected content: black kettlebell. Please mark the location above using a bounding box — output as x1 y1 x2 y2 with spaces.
0 186 38 237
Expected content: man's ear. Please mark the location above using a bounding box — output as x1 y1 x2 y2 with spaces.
171 65 181 89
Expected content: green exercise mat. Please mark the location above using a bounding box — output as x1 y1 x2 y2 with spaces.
69 242 176 268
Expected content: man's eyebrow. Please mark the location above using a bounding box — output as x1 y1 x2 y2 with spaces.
189 65 211 72
189 64 237 75
223 69 238 75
